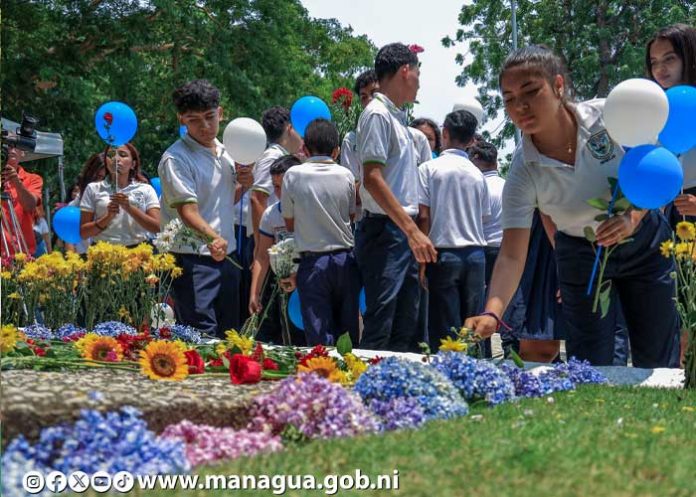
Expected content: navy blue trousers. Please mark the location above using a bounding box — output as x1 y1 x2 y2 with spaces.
235 225 255 325
555 211 680 367
427 247 486 352
355 217 421 352
296 250 361 346
171 253 241 337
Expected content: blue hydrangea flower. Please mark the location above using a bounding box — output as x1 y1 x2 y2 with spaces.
93 321 137 337
431 352 516 406
354 356 469 421
554 357 608 385
1 407 188 497
54 323 87 340
500 363 574 398
368 397 427 432
155 325 202 344
22 323 53 340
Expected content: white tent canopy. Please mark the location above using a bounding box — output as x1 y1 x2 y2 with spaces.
2 117 63 162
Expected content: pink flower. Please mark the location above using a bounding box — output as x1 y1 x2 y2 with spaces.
408 44 425 54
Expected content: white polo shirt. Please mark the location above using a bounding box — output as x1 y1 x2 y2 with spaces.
340 131 361 182
482 170 505 247
259 201 291 243
418 149 490 248
357 92 419 216
234 189 253 234
251 143 287 208
682 147 696 190
502 99 624 238
158 134 238 255
80 180 160 246
409 127 433 165
281 156 356 253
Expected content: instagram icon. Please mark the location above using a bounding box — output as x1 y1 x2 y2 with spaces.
22 471 45 494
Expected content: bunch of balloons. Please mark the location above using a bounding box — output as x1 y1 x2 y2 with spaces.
604 80 696 208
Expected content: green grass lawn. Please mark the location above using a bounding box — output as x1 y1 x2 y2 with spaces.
142 386 696 497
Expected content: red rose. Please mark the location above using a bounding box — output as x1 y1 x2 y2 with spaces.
251 342 265 362
331 87 353 111
262 358 279 371
229 354 262 384
104 112 113 125
34 347 46 357
184 350 205 374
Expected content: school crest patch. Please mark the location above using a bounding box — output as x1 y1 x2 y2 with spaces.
587 130 614 161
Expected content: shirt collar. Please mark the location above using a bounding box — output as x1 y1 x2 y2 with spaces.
441 148 470 159
373 92 408 125
270 143 289 155
483 170 500 178
307 155 335 163
182 133 225 158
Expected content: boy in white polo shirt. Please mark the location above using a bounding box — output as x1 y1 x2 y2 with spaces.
281 119 360 346
418 110 489 351
158 79 253 336
355 42 437 352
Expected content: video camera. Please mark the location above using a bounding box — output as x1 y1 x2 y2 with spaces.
1 113 38 164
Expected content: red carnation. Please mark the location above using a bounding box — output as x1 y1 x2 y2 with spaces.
408 44 424 54
158 327 172 339
184 350 205 374
262 358 279 371
251 342 265 362
332 87 353 112
298 344 329 367
368 356 384 365
229 353 262 384
103 112 113 125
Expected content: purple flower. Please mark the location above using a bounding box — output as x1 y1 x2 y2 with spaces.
54 323 87 340
500 363 575 398
22 323 53 340
161 420 282 467
368 397 427 432
248 373 379 440
554 357 608 385
93 321 137 337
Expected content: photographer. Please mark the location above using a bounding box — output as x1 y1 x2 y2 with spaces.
1 147 43 257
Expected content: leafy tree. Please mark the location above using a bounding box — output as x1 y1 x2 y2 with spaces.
1 0 375 203
443 0 696 146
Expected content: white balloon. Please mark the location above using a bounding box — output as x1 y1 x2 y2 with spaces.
452 98 484 125
603 79 669 147
223 117 267 165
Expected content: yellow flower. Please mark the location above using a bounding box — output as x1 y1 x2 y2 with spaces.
145 274 160 286
80 334 124 362
117 306 131 322
298 356 345 383
343 353 367 380
650 425 666 434
225 329 254 355
7 292 21 300
1 271 11 279
676 221 696 241
1 325 20 353
13 253 27 263
675 242 691 260
215 343 228 357
660 240 674 258
439 336 468 352
139 340 189 381
171 267 183 278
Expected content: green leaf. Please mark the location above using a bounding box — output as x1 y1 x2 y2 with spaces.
618 237 634 246
607 177 619 192
600 287 612 318
509 349 525 368
584 226 596 243
418 342 431 355
336 332 352 356
594 214 610 222
222 354 230 369
613 197 631 212
587 198 610 211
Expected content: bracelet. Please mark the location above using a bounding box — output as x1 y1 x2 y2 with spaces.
479 311 512 333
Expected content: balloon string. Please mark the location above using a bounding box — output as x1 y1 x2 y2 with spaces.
587 183 619 296
237 196 243 258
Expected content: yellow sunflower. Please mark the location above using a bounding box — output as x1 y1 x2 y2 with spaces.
80 334 124 362
139 340 189 381
675 242 691 260
676 221 696 242
1 325 20 354
225 329 254 355
298 356 345 383
660 240 675 258
439 336 468 352
343 353 368 380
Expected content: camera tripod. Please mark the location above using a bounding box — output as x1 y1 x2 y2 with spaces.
1 190 30 256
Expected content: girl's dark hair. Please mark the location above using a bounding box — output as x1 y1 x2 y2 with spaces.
499 44 574 102
77 152 107 196
645 24 696 86
411 117 442 154
121 143 149 184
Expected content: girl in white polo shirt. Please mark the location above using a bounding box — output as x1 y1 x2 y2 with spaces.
80 143 160 247
465 45 681 368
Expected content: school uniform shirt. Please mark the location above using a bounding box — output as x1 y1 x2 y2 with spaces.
340 131 361 182
259 201 291 243
482 170 505 247
158 134 238 255
357 92 419 216
502 99 625 238
281 156 356 253
234 189 253 234
681 147 696 190
68 196 90 254
80 179 160 246
418 148 490 248
409 127 433 166
251 143 288 206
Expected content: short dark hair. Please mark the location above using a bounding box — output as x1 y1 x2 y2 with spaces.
411 117 442 154
270 154 302 175
499 45 574 103
645 24 696 86
261 106 291 143
468 140 498 166
303 119 339 156
443 110 478 146
172 79 220 113
375 43 418 81
354 69 378 95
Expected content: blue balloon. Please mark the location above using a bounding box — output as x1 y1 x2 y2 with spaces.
618 144 683 209
150 177 162 198
179 124 188 138
94 101 138 146
290 96 331 137
53 206 82 244
359 287 366 315
659 85 696 154
288 290 304 330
